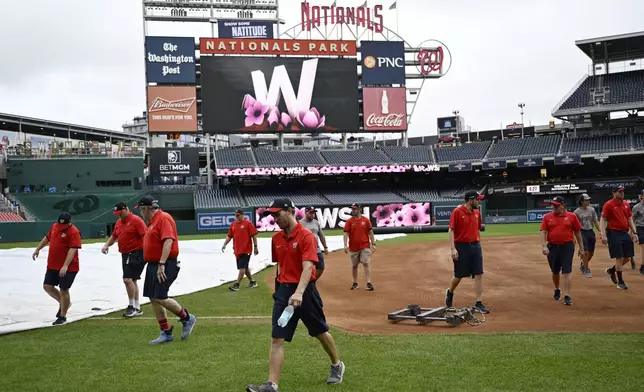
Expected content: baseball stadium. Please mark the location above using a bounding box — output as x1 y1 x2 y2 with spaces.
2 1 644 391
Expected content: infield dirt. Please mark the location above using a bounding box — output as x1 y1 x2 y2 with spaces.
267 235 644 334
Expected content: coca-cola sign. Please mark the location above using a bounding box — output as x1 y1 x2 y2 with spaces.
147 86 198 133
362 87 407 131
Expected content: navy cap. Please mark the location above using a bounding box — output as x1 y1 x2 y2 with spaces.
135 195 159 208
262 198 295 216
612 184 625 192
464 190 485 201
58 212 72 224
113 202 128 215
551 196 565 206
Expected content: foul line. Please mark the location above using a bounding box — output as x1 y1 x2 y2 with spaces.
91 315 271 320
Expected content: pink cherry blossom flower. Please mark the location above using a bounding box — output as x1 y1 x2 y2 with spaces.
244 101 269 127
297 108 325 129
372 205 394 221
280 112 292 128
402 209 426 226
392 211 406 226
242 94 256 110
267 107 280 128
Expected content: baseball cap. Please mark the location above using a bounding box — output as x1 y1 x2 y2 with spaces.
305 206 316 212
57 212 72 224
262 198 295 216
113 202 128 215
579 193 591 201
612 184 625 192
234 209 244 214
464 190 485 201
550 196 565 206
640 189 644 195
350 203 361 209
135 195 159 208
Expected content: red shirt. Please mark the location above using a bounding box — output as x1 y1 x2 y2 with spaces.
227 219 258 257
112 213 147 254
540 211 582 244
46 223 82 272
143 210 179 262
343 216 372 252
601 198 632 231
449 205 482 243
271 223 318 284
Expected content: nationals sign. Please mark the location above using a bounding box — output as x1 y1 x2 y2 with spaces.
199 38 356 56
362 87 407 131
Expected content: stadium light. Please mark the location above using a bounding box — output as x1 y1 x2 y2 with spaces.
517 102 525 138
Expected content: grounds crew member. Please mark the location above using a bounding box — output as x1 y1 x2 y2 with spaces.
246 198 345 392
600 185 639 290
343 203 376 291
101 202 148 317
136 195 196 344
632 189 644 275
540 196 584 306
574 194 601 278
301 206 329 279
445 190 489 314
32 212 82 326
221 209 260 291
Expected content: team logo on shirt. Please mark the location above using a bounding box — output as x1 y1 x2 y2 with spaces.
61 233 67 238
293 242 298 248
361 221 365 226
241 225 245 229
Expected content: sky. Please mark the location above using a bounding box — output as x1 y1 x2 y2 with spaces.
0 0 643 138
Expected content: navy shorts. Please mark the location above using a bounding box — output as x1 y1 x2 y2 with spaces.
453 242 483 279
271 281 329 343
44 269 78 290
637 227 644 245
236 254 251 270
581 230 596 253
547 242 574 274
606 229 634 259
317 251 325 270
143 259 180 300
121 249 145 280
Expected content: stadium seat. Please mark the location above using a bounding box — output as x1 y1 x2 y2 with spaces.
558 70 644 111
194 189 243 208
243 190 329 207
487 135 560 159
381 146 435 164
434 141 491 163
320 147 392 166
253 148 326 167
322 190 407 204
561 133 631 154
0 212 24 222
214 148 256 168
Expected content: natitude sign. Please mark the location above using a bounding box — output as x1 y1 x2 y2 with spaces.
217 20 275 39
362 87 407 131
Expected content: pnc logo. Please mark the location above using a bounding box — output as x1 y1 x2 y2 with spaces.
363 55 403 69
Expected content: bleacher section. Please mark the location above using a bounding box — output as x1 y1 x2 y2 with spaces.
243 191 329 207
634 132 644 149
435 141 491 163
0 212 24 222
320 147 391 165
558 70 644 111
561 133 631 154
487 135 560 159
254 148 326 167
194 189 242 209
397 189 457 202
323 190 406 204
214 148 256 168
381 146 435 164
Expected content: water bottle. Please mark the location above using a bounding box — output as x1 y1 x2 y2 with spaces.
277 305 294 327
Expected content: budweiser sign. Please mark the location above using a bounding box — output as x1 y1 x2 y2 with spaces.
147 86 198 133
362 87 407 131
300 2 384 33
149 97 195 113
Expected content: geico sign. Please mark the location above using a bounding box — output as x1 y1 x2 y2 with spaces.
198 213 250 229
316 206 370 229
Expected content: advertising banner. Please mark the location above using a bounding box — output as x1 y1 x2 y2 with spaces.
254 202 431 232
217 20 275 38
482 160 507 170
448 162 472 172
488 186 525 195
359 41 405 85
145 36 196 84
200 56 359 133
147 86 198 133
526 209 551 223
216 164 440 177
485 215 527 224
526 183 588 195
554 155 582 165
197 211 253 230
591 180 638 190
199 38 357 56
433 204 459 222
149 147 200 177
362 87 407 131
517 157 543 168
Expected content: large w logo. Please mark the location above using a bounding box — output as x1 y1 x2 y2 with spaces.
250 59 318 120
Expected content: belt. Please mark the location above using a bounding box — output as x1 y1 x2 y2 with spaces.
456 241 479 245
548 242 573 246
277 281 316 288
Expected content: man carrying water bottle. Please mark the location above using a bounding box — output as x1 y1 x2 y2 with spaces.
246 198 345 392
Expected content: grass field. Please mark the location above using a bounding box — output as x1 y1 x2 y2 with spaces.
2 223 643 392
